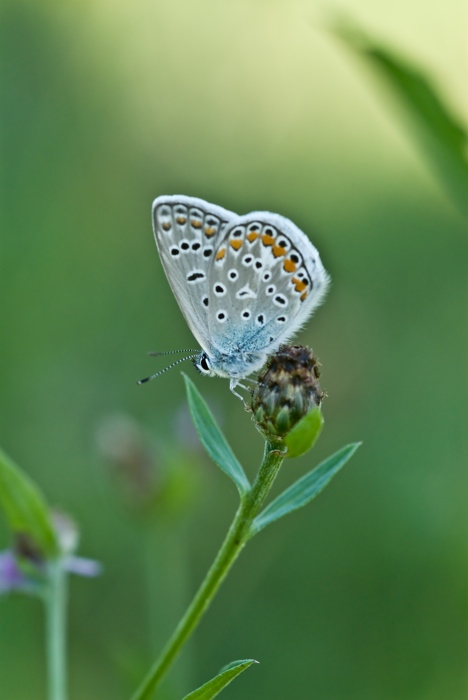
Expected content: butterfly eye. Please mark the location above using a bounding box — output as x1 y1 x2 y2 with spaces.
196 353 212 375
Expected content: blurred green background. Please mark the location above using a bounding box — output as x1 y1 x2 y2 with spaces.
1 0 467 698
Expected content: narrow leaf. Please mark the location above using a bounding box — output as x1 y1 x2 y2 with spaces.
250 443 360 536
0 447 58 557
285 407 324 458
183 375 250 496
334 22 468 217
182 659 257 700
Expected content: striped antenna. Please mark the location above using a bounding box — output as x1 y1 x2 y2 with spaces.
137 354 198 385
147 349 199 357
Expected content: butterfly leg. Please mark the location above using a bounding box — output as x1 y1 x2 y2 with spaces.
229 378 249 404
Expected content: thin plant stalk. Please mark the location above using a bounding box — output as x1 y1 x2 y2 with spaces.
45 559 68 700
131 440 285 700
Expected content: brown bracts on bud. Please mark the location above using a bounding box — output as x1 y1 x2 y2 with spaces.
251 345 325 440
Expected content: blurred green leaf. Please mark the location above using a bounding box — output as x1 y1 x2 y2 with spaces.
182 659 258 700
0 447 58 557
334 22 468 217
250 443 360 536
285 407 324 458
183 375 250 497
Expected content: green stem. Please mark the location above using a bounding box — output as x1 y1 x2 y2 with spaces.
45 559 68 700
131 441 285 700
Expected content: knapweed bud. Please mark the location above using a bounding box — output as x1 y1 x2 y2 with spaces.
251 345 324 439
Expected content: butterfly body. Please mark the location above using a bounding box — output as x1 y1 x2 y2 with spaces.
152 195 329 392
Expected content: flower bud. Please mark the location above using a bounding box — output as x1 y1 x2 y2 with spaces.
251 345 325 439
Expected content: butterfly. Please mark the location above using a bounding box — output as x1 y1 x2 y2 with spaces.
143 195 329 398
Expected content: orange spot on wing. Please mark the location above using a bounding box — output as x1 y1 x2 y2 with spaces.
162 222 171 231
262 234 274 246
205 226 216 237
300 291 308 302
272 245 287 258
176 216 186 224
215 248 226 260
247 232 259 243
283 258 296 273
292 277 307 293
229 239 243 250
191 220 202 228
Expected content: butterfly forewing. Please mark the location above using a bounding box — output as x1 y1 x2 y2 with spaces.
152 195 237 353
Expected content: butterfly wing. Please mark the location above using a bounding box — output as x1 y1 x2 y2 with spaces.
152 195 238 353
205 211 329 357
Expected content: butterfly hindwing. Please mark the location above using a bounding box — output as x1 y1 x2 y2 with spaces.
205 212 329 355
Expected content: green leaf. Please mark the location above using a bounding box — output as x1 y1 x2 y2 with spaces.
183 375 250 496
0 447 58 557
285 407 324 458
334 22 468 217
182 659 258 700
250 443 360 536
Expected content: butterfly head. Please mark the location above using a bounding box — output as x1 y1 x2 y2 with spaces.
193 348 269 383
